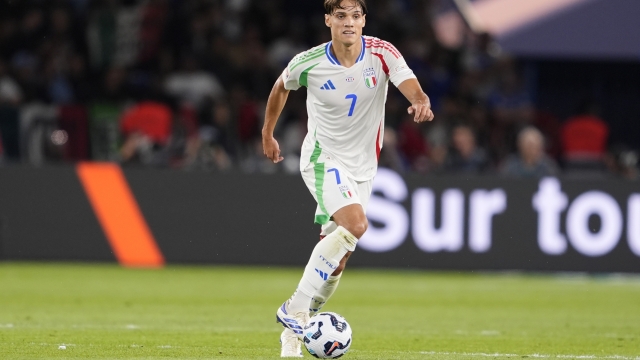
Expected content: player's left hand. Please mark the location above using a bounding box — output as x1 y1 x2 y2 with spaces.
407 102 434 123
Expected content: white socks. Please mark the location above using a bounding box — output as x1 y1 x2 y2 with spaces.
287 226 357 314
310 273 342 315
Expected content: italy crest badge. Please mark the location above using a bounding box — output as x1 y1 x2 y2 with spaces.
363 67 377 89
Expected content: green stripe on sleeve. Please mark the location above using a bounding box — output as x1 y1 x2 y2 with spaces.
291 52 325 72
300 63 320 88
289 47 325 70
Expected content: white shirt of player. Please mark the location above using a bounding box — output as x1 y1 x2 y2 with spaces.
282 36 416 181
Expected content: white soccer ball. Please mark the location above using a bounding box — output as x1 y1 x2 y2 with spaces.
302 312 352 358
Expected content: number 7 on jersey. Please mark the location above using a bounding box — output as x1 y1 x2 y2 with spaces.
345 94 357 117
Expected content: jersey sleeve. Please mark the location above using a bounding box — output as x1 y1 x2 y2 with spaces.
387 53 416 88
281 63 301 91
281 45 326 91
369 38 416 87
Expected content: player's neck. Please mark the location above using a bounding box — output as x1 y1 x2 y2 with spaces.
330 37 362 68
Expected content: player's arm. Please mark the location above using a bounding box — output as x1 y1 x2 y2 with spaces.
397 78 434 123
262 76 290 163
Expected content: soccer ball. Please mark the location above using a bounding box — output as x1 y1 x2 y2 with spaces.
302 312 352 358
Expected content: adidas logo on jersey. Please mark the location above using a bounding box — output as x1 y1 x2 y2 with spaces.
320 80 336 90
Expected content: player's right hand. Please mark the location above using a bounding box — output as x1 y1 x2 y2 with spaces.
407 102 435 123
262 136 284 163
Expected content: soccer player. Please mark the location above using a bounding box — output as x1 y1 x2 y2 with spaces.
262 0 434 356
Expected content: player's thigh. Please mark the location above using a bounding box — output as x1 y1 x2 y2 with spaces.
332 180 372 223
331 178 373 237
355 178 373 212
320 179 372 236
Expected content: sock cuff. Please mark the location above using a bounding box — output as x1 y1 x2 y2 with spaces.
325 273 341 285
328 273 342 281
335 226 358 251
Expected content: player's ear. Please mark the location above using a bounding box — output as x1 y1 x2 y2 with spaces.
325 14 331 27
362 14 366 27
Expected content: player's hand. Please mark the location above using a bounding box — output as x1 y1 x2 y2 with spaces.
407 101 435 123
262 135 284 163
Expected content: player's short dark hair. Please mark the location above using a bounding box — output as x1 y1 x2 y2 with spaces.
324 0 367 15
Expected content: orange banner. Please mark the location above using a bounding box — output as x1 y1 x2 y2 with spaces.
76 162 164 267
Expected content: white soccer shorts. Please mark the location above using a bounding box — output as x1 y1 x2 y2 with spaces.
300 154 373 228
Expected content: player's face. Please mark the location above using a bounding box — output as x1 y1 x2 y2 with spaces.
325 1 366 46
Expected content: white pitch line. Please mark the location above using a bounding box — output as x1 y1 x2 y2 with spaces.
419 351 640 360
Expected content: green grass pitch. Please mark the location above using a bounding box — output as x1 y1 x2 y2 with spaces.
0 263 639 359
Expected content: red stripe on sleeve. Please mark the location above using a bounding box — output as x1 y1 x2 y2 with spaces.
372 53 389 75
386 41 401 56
365 39 400 58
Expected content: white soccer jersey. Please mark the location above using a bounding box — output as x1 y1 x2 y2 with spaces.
282 36 416 181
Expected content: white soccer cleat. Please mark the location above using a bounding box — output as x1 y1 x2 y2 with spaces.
280 328 303 358
276 301 310 340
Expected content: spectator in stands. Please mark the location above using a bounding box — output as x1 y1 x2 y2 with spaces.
119 101 172 165
207 35 235 90
279 103 308 174
378 128 406 174
164 102 201 168
164 54 225 115
532 109 562 160
12 51 43 103
488 61 534 160
560 100 609 173
231 84 260 158
0 10 19 59
489 62 534 126
16 7 46 54
398 113 429 172
0 0 635 173
97 66 130 104
467 102 490 147
425 127 449 175
67 53 93 103
501 126 559 177
194 100 234 171
0 59 22 161
267 20 307 72
444 124 489 174
0 59 22 105
45 60 75 105
605 144 639 180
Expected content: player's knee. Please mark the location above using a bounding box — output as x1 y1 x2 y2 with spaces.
346 219 368 239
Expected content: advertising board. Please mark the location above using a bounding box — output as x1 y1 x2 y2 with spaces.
0 165 637 272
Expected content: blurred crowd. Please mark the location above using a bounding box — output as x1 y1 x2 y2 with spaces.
0 0 637 179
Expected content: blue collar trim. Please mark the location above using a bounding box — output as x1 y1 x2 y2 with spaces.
326 42 339 65
326 37 366 66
